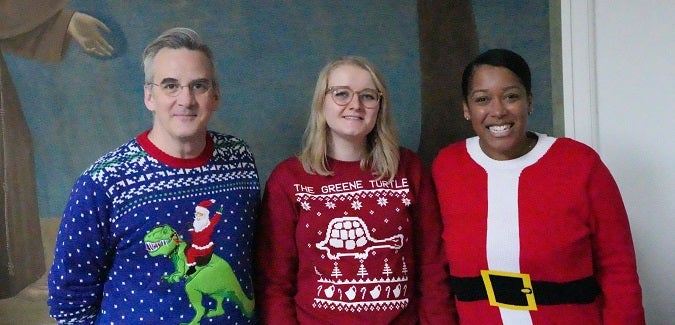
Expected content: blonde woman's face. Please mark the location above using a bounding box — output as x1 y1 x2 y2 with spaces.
323 64 379 148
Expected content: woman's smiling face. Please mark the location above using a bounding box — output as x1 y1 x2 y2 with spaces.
463 64 532 160
323 64 380 148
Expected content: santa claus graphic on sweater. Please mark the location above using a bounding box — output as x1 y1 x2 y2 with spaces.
186 199 222 273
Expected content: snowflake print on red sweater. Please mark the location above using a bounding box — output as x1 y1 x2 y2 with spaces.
256 148 456 324
298 181 411 314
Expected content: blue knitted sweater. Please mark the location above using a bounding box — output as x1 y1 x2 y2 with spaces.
48 130 259 324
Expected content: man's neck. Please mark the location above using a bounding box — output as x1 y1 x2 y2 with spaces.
147 130 207 159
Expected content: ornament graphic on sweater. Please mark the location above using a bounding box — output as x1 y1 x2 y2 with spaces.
295 178 412 313
144 200 254 323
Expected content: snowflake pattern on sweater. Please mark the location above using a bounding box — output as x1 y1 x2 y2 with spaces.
256 148 456 324
301 181 412 313
48 131 259 324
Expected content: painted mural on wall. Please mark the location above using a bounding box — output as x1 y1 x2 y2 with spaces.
0 0 117 298
0 0 550 313
6 1 422 219
5 1 551 220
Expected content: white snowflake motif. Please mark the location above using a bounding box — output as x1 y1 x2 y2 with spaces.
377 197 388 207
325 201 336 209
301 201 311 211
401 197 411 206
351 199 363 210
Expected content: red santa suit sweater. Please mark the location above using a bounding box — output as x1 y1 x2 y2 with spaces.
432 134 644 325
255 148 457 324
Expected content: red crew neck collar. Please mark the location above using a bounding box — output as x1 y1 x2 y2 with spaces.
136 130 214 168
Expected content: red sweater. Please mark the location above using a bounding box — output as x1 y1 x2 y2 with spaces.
256 148 457 324
432 134 644 325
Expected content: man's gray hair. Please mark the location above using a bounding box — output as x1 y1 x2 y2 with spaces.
142 27 217 84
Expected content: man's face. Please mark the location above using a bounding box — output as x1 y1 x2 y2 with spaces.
144 48 220 147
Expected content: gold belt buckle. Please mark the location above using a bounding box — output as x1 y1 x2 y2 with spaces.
480 270 537 311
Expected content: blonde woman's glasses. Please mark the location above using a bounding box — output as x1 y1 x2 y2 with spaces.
326 86 381 109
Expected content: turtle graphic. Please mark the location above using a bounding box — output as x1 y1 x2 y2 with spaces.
316 216 404 260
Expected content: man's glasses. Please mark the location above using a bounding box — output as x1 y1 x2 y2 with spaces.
146 79 213 97
326 86 381 109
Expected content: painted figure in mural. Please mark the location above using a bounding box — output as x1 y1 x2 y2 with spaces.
432 49 645 324
0 1 112 299
254 56 458 324
47 27 259 324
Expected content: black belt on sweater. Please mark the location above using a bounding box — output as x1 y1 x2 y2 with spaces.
450 271 600 310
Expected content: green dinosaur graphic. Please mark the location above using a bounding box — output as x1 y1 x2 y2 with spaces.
144 225 254 325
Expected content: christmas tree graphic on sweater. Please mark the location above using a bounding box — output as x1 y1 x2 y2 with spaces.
313 216 409 312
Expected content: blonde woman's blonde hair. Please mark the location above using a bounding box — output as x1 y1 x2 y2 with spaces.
298 56 399 180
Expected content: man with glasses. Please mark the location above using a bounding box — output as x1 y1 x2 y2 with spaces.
48 27 259 324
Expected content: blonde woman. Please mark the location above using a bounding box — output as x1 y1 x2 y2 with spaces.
255 56 456 324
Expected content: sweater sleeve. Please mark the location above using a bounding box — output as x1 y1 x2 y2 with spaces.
587 157 645 324
407 151 459 324
48 174 113 324
254 162 300 324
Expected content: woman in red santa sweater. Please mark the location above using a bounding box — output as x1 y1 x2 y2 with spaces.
255 56 457 324
432 48 644 324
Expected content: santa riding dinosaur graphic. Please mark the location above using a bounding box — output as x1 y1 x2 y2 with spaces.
144 200 254 325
